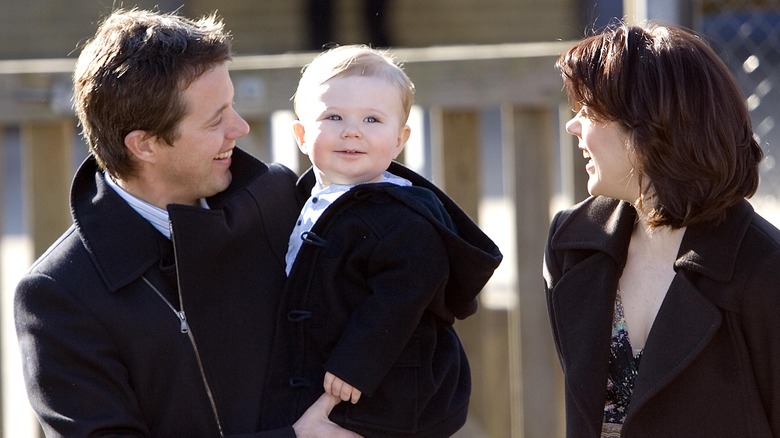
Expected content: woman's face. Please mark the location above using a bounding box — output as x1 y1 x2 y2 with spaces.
565 106 640 202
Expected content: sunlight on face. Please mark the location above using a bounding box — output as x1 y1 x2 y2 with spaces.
566 107 638 202
151 64 249 206
293 75 410 187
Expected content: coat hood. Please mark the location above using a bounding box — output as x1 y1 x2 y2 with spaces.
297 162 503 319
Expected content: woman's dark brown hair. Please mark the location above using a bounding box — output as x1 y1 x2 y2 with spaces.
73 8 232 180
556 22 763 228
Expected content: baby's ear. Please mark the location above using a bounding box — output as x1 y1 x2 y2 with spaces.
292 120 307 154
394 125 411 157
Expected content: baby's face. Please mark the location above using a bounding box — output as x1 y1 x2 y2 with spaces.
294 75 410 187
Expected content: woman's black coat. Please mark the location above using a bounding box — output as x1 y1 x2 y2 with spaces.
544 196 780 437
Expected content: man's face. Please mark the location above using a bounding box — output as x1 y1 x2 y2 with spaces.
151 63 249 206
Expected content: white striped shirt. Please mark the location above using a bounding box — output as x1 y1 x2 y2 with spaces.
285 171 411 275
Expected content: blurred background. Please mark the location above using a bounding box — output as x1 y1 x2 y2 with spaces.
1 0 778 436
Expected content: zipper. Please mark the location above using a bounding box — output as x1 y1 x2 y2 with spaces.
141 277 189 334
141 220 225 437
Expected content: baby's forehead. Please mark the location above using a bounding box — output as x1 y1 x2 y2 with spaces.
296 71 406 117
315 74 402 97
298 83 405 118
323 70 393 85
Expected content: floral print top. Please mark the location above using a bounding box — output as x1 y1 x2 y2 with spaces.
602 292 642 438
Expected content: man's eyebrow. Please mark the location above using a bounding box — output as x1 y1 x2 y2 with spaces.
205 103 229 124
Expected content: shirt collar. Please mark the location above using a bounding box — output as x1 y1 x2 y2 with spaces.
310 171 412 196
104 172 209 239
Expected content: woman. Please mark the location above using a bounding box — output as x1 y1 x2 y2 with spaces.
544 22 780 437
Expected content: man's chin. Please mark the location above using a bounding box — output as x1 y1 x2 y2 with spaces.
205 172 232 199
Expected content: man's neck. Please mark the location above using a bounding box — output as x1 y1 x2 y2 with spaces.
113 176 197 209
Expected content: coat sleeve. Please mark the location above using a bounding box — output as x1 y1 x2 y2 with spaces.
323 216 450 397
15 273 152 437
739 247 780 435
543 210 565 367
227 428 296 438
543 210 564 292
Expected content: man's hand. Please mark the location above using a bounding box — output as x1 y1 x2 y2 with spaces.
324 371 362 404
292 393 363 438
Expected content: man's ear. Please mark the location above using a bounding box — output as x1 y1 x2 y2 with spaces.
292 121 308 154
124 130 157 163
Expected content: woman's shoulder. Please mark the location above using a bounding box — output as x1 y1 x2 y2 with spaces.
551 196 627 232
746 207 780 248
566 195 621 214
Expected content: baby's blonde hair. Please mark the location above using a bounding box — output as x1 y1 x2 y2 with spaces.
293 45 415 121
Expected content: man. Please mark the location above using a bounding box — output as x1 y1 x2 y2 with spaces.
14 8 359 437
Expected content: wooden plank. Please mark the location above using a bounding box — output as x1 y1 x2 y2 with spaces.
429 107 514 437
0 41 574 122
430 108 480 217
22 120 74 257
504 105 564 437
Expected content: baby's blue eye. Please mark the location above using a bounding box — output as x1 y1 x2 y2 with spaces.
365 116 378 123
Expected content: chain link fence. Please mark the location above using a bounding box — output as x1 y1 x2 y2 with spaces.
695 0 780 224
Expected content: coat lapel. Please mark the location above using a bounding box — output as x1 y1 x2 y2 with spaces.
551 252 620 431
548 197 637 431
627 272 721 416
626 200 755 419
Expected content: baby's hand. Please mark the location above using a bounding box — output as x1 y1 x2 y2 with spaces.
324 371 362 404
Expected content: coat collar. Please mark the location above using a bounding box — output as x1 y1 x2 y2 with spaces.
551 196 755 283
71 148 266 292
550 197 636 273
675 199 754 283
71 157 160 293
